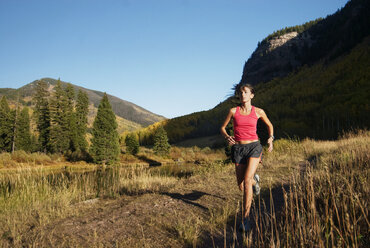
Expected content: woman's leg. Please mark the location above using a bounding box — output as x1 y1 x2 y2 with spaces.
235 163 247 191
243 157 260 218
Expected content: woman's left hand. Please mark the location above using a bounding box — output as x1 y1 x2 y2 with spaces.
267 137 273 152
226 136 236 146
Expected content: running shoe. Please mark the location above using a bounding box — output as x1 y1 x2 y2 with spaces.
253 174 260 195
239 217 252 232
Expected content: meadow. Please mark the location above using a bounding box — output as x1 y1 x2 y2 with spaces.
0 130 368 247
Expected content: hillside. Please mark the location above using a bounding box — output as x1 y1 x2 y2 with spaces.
241 0 370 85
0 78 166 130
136 0 370 145
248 36 370 139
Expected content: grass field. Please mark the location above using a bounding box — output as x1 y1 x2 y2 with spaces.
0 130 368 247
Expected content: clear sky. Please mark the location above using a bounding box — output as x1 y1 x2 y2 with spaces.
0 0 348 118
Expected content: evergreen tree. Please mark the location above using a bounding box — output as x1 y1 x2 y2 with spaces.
33 80 51 153
30 134 39 153
0 96 14 152
153 126 171 156
65 83 78 152
75 90 89 151
11 96 20 153
90 93 120 164
15 107 32 151
49 80 69 153
125 133 139 155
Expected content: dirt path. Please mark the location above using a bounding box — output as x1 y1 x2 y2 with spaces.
24 164 291 247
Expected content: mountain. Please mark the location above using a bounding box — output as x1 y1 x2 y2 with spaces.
240 0 370 86
0 78 166 133
134 0 370 146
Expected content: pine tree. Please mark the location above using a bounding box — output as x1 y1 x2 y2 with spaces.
15 107 32 151
125 133 139 155
11 95 20 153
90 93 120 164
65 83 78 152
33 80 51 153
153 126 171 156
0 96 14 152
30 134 38 153
75 90 89 152
49 80 69 153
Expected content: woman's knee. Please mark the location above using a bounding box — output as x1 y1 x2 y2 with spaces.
243 177 253 189
238 183 244 191
238 181 244 191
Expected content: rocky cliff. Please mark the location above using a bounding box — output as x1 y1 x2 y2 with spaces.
240 0 370 86
241 31 313 85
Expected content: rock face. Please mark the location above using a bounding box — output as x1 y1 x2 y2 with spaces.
240 0 370 86
265 32 299 51
241 31 313 85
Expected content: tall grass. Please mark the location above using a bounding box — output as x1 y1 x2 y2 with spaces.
0 131 368 247
213 130 369 247
120 146 226 165
119 165 178 195
0 164 180 247
0 151 59 168
273 133 369 247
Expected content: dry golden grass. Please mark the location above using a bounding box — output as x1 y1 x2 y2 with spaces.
170 146 226 163
228 129 370 247
0 151 56 168
120 145 226 165
168 130 370 247
0 130 368 247
119 165 178 195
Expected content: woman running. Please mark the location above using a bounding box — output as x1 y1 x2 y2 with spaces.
220 83 274 232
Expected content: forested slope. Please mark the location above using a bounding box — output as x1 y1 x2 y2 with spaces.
136 35 370 145
129 0 370 145
252 36 370 139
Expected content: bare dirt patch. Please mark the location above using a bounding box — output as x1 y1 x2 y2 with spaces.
23 165 246 247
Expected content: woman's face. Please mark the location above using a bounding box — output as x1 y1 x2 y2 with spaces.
239 86 254 103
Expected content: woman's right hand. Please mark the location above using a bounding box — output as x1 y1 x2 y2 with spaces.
226 136 236 146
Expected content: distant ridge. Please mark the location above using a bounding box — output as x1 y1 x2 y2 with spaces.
0 78 166 128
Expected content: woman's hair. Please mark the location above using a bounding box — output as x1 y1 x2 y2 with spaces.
234 83 255 98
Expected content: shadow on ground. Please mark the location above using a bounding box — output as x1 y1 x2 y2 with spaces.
136 155 162 166
161 190 226 211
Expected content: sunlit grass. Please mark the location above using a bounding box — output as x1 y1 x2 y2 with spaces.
0 130 368 247
210 129 370 247
119 165 178 195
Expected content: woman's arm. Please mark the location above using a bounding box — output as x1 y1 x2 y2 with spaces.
257 108 274 152
220 108 236 146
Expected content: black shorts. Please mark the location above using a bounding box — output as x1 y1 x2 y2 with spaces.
231 141 263 164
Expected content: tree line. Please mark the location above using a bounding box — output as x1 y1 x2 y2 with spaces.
0 80 120 164
0 79 172 164
260 18 323 44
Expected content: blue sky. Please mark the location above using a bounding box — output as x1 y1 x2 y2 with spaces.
0 0 348 118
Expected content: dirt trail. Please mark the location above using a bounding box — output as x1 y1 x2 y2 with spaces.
24 165 289 247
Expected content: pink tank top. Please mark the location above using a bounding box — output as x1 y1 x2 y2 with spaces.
233 106 259 141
